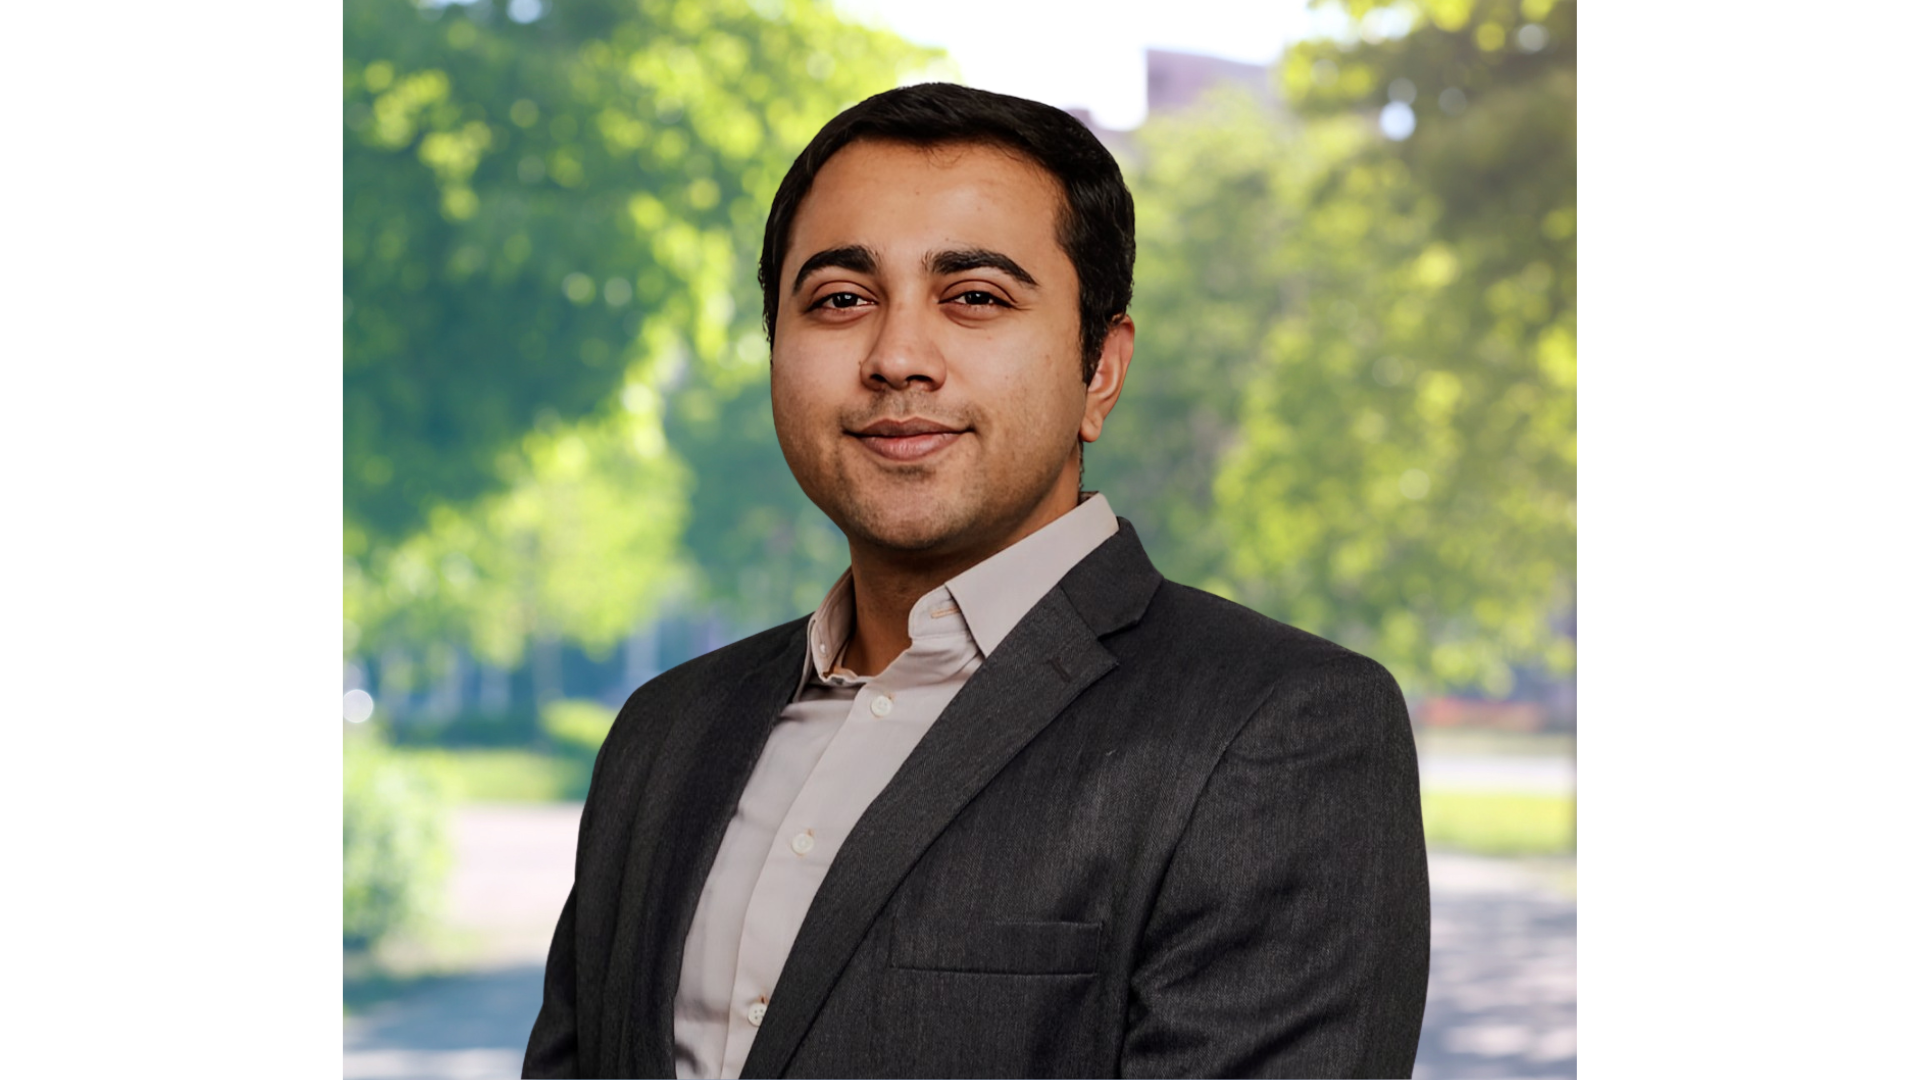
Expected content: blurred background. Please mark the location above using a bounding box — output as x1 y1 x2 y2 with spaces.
342 0 1575 1077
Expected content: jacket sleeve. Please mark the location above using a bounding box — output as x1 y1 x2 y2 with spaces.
522 885 582 1078
524 739 613 1079
1120 653 1430 1079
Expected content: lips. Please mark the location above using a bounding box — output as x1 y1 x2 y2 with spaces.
849 418 967 462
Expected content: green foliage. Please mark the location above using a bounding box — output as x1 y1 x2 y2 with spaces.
345 0 939 655
1421 790 1574 856
345 0 935 545
388 745 592 802
343 731 452 949
385 704 543 748
540 697 616 757
1097 0 1574 694
346 405 691 665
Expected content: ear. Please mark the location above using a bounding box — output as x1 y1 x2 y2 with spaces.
1079 314 1134 444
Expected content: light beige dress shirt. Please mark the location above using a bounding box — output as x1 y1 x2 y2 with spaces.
670 493 1120 1080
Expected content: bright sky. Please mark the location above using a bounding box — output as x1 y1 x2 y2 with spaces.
831 0 1330 130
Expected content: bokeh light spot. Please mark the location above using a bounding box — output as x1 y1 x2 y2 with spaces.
1517 24 1549 52
1389 78 1417 104
344 689 376 724
1380 102 1416 141
1400 469 1432 500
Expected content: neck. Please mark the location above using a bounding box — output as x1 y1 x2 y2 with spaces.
838 476 1081 675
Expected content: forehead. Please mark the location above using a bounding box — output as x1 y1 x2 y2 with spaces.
784 139 1067 275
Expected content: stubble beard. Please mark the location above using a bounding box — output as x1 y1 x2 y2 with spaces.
820 428 1078 561
822 451 986 556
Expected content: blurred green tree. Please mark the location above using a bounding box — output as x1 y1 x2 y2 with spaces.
345 0 937 658
345 402 689 673
343 730 451 949
1094 0 1574 694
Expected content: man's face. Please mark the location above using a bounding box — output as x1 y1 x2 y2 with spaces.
770 139 1129 561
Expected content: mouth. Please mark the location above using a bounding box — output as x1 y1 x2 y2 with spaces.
848 418 968 463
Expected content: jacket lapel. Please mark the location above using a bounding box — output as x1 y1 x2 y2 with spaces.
740 522 1162 1078
610 621 808 1077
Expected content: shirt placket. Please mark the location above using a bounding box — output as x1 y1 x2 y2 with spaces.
717 629 976 1075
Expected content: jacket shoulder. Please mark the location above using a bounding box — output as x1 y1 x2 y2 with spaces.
1129 580 1410 746
598 615 807 760
1144 581 1394 681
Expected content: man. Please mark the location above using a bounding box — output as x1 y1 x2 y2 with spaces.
524 82 1428 1079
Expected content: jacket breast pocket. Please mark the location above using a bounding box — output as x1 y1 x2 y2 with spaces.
883 918 1108 1075
888 917 1105 976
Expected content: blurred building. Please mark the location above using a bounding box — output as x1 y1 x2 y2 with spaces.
1144 48 1276 114
1067 47 1284 154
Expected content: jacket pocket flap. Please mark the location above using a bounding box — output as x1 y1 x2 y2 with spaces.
889 918 1104 975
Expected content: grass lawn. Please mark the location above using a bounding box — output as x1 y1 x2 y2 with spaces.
1422 790 1575 856
386 746 591 803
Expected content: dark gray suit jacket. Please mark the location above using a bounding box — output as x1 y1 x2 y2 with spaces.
524 521 1429 1078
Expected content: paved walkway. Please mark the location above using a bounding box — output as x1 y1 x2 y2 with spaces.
345 966 543 1080
346 805 1574 1079
345 804 578 1080
1414 855 1576 1080
1419 753 1576 794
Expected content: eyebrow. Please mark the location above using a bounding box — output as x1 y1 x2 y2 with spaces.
790 245 878 296
788 244 1040 296
925 247 1038 288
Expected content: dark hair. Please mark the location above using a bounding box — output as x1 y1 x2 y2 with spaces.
758 82 1135 383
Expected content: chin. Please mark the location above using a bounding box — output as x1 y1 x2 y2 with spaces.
838 496 977 555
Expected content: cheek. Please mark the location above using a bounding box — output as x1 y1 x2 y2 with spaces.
970 323 1077 399
1014 341 1086 420
977 370 1083 468
772 354 821 409
768 364 819 454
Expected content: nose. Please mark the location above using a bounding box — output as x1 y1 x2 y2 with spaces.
859 303 947 392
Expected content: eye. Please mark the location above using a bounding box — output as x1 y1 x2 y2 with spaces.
950 290 1007 307
811 291 869 310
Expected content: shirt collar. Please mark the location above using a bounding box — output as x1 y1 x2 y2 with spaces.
800 569 858 692
944 492 1118 657
796 493 1120 694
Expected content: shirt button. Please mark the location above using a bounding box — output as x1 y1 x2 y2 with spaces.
869 694 894 717
746 1000 767 1027
790 830 815 855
